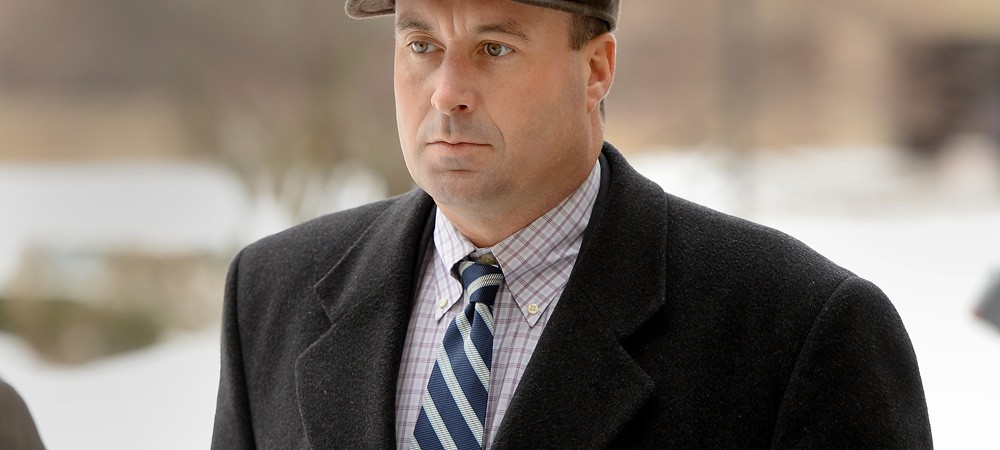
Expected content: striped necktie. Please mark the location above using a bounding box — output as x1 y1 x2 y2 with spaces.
411 257 504 450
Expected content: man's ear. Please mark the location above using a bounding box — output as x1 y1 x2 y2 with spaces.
585 32 616 114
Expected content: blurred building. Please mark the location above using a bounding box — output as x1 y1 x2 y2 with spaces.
607 0 1000 152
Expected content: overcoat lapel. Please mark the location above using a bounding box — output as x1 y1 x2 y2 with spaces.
295 190 435 449
493 145 671 448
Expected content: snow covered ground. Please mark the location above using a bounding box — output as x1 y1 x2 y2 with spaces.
1 146 999 448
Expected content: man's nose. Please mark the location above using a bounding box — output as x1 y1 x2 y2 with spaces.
430 55 476 116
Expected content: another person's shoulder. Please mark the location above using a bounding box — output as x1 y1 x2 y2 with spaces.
0 378 46 450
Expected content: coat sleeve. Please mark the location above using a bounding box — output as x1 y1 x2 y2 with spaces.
211 250 257 449
771 276 933 448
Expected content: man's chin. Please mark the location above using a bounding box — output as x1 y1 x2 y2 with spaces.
423 180 502 208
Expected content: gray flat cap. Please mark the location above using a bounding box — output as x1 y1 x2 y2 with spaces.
346 0 620 30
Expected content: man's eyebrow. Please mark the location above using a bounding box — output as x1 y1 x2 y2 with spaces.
395 18 432 34
475 21 531 42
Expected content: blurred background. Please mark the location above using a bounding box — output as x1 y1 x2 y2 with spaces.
0 0 998 447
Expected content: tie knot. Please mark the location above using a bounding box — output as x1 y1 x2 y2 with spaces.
457 259 504 307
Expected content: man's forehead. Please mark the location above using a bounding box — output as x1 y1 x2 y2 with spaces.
394 0 553 39
396 16 533 42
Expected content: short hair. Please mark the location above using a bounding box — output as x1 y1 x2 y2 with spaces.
568 14 612 117
569 14 611 51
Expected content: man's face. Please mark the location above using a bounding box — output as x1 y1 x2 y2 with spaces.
394 0 595 219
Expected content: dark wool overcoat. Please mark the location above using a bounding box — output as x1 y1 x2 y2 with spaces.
212 143 933 449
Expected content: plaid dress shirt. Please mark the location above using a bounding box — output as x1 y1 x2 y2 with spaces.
395 161 601 449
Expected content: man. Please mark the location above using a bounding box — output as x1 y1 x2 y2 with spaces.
213 0 933 448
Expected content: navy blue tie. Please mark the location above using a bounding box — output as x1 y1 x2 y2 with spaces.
411 257 504 450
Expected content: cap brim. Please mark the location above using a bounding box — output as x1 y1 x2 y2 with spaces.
345 0 396 19
345 0 617 30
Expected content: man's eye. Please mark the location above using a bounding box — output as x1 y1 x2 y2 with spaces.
409 41 437 54
483 43 513 57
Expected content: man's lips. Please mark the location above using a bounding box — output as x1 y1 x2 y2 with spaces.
428 140 487 146
426 141 490 153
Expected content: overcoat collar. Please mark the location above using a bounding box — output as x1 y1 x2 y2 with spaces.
296 189 435 449
297 142 670 448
